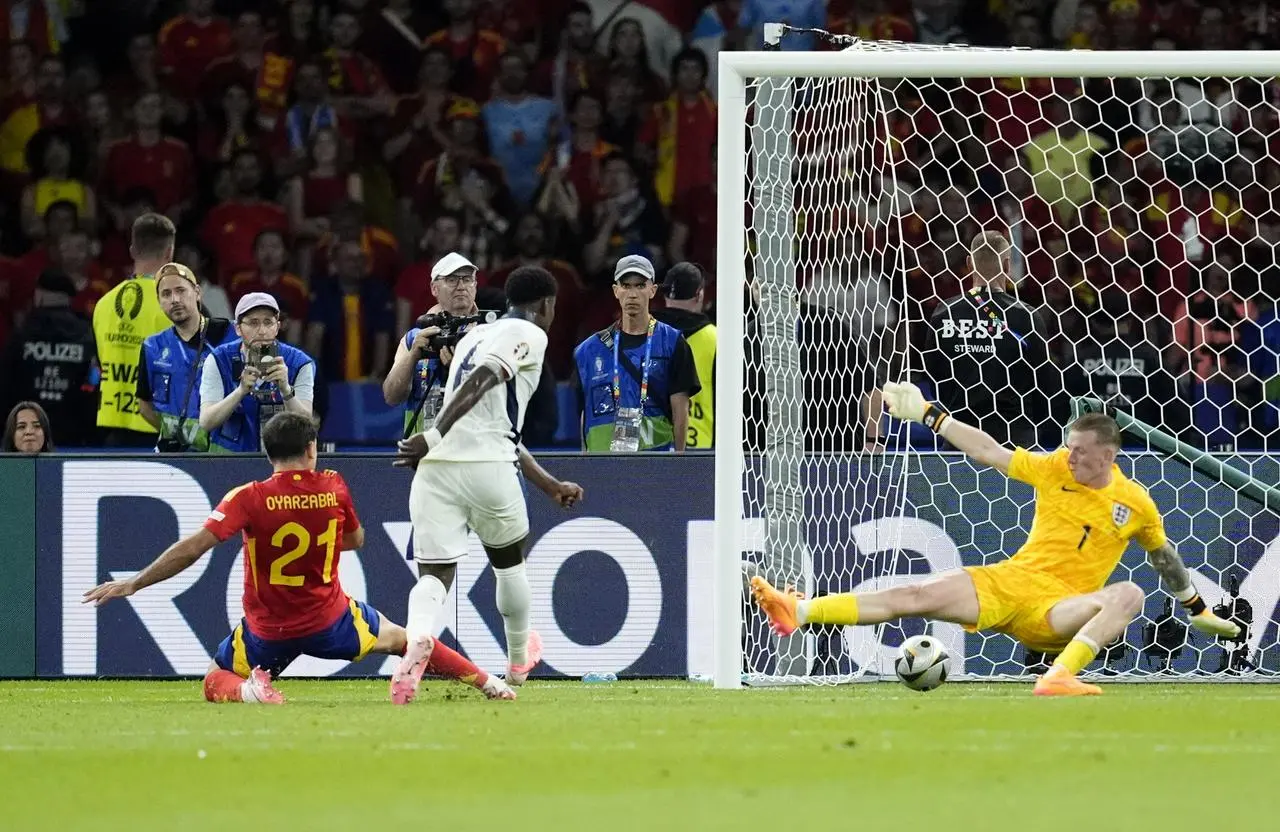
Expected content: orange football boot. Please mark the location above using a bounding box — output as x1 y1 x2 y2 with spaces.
749 576 801 636
1033 667 1103 697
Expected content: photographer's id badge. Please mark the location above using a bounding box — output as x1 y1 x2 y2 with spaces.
420 386 446 431
610 407 642 453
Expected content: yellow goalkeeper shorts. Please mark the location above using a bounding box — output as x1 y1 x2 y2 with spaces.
963 562 1079 654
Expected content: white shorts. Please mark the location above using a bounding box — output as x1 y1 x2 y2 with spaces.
408 460 529 564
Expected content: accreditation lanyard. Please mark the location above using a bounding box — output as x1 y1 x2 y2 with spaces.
612 318 656 407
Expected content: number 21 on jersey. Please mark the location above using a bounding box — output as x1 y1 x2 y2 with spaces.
247 519 339 588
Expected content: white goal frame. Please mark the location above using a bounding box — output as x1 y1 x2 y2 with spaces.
712 47 1280 691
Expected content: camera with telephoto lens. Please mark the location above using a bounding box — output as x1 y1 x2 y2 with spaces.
156 435 191 453
414 310 497 351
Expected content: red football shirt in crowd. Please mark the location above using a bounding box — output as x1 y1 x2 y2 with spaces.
229 270 311 323
203 469 360 641
200 200 289 284
100 135 196 215
158 12 233 99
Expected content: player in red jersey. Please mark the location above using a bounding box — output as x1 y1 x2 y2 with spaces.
84 412 516 704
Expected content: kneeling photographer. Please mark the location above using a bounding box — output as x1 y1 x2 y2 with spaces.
199 293 316 452
137 263 236 452
384 253 491 436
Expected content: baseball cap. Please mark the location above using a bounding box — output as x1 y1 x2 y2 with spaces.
155 262 198 291
431 252 478 279
662 262 704 300
614 254 655 283
234 291 280 321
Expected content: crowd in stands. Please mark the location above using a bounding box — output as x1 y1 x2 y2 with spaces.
1 0 1279 450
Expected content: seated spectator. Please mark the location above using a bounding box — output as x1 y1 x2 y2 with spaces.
21 128 95 241
305 240 394 382
230 229 309 345
383 47 469 184
158 0 232 101
199 292 316 453
483 51 557 208
1 401 55 454
13 199 80 309
543 90 615 231
604 18 667 104
640 48 716 208
533 2 609 110
196 81 265 171
424 0 507 102
0 271 95 447
583 152 666 284
200 149 289 284
99 92 196 226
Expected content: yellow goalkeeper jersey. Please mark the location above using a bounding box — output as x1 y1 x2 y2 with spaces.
1006 448 1167 594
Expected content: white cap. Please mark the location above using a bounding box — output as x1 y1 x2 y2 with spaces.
235 291 280 320
431 252 478 279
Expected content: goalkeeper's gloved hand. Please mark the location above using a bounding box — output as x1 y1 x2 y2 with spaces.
882 381 950 433
1179 591 1242 639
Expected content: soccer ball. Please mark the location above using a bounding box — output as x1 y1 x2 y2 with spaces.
894 635 950 692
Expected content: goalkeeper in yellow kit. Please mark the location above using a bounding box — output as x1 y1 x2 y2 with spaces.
751 382 1240 696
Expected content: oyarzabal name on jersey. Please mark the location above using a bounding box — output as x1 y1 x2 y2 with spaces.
266 492 339 512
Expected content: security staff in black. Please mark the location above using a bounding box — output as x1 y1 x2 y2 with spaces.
1070 313 1186 436
923 230 1058 448
0 270 97 446
135 263 235 452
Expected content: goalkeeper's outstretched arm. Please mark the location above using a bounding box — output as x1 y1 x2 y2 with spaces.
881 382 1013 474
1146 541 1241 638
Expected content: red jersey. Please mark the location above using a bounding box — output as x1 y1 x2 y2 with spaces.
200 199 290 284
158 13 233 99
100 135 196 215
203 469 359 640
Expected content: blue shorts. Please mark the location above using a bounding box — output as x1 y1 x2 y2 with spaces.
214 598 383 678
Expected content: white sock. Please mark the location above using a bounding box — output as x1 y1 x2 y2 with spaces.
795 599 811 625
406 574 448 648
494 563 531 666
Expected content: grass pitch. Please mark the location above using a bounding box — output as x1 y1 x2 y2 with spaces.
1 680 1277 831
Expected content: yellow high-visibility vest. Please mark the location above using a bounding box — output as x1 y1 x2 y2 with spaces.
93 275 171 432
685 324 716 449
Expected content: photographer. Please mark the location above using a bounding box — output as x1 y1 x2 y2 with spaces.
136 263 236 452
383 252 481 436
198 293 316 453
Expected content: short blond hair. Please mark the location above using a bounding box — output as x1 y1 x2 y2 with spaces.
970 230 1011 279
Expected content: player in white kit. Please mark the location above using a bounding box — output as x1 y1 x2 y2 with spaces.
390 266 584 704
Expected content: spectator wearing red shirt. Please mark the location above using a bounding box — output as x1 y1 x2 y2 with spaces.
12 199 78 317
383 47 472 188
487 212 585 379
828 0 915 42
394 212 465 335
304 240 394 382
157 0 232 100
554 89 617 220
57 228 108 318
533 2 608 111
666 152 717 287
200 10 269 106
423 0 507 102
99 92 196 226
229 229 309 345
196 81 265 172
640 48 715 208
284 127 363 278
200 149 289 285
360 0 439 94
322 11 394 129
476 0 545 54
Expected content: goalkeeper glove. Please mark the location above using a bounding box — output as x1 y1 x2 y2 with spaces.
1179 592 1242 639
882 381 950 433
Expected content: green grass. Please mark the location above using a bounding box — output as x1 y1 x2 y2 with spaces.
1 680 1278 831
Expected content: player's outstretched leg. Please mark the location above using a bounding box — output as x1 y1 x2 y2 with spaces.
393 564 455 704
750 572 980 635
1034 582 1144 697
203 666 284 704
427 640 517 701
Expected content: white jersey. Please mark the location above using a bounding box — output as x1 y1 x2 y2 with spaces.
427 316 547 462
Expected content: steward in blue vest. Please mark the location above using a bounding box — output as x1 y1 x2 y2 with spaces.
573 255 700 452
198 292 317 452
135 262 237 451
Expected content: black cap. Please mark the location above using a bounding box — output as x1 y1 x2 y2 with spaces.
663 262 704 300
37 269 77 297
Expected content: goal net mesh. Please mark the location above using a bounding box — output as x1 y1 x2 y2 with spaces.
738 38 1280 683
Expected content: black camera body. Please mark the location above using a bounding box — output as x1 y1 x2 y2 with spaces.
414 311 497 351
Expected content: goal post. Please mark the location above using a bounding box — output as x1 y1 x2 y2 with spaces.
713 43 1280 689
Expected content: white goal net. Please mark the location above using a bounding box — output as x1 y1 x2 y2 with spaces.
716 38 1280 685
